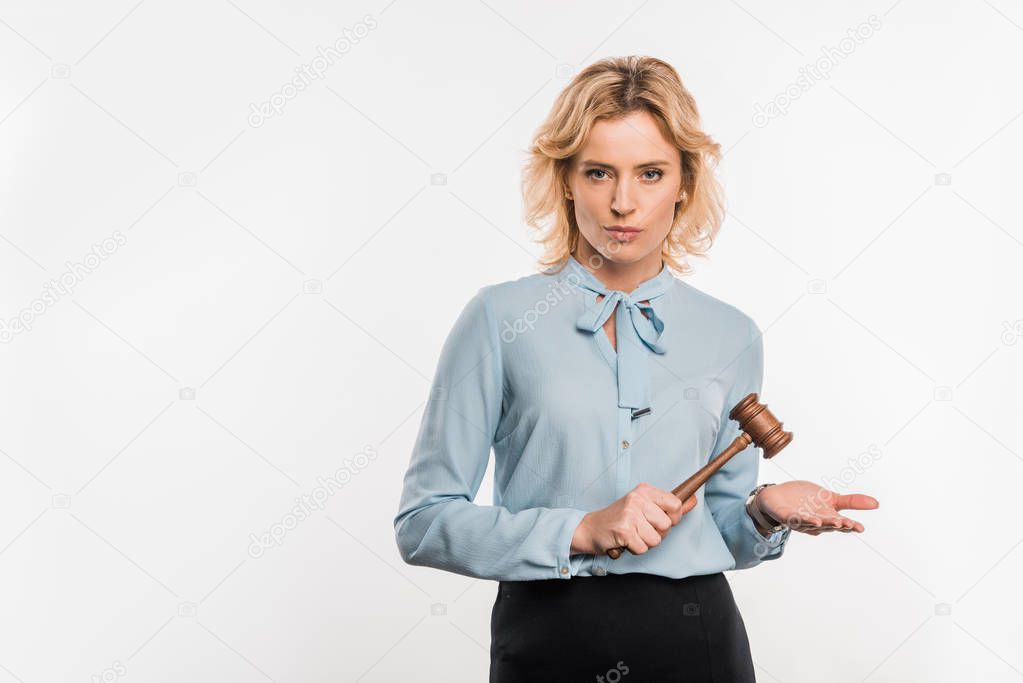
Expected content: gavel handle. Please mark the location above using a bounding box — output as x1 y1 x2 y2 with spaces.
606 432 754 560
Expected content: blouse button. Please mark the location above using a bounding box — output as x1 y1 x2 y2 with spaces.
621 440 630 449
560 566 569 575
594 566 606 576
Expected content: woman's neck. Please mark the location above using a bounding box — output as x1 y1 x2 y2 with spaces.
572 245 664 294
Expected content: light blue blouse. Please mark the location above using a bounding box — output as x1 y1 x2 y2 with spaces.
394 254 792 581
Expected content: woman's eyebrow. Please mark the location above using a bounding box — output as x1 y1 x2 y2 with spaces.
579 159 672 169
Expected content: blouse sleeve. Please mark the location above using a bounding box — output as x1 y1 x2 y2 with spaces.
393 286 588 581
703 314 792 569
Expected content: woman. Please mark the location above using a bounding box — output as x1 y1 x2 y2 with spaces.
394 55 879 681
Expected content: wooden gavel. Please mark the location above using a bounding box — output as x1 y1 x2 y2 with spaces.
606 392 792 559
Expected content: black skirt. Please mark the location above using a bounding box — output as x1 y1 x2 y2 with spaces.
490 571 756 683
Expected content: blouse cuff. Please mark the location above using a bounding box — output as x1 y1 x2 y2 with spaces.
554 508 588 579
740 508 791 559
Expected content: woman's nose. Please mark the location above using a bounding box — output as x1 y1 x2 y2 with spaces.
611 182 636 215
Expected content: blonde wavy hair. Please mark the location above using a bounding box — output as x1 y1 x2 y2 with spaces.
522 55 725 277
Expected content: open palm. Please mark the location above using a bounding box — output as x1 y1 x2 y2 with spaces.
755 480 879 536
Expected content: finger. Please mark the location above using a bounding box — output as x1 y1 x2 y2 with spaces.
637 519 663 549
640 497 675 533
623 530 649 555
665 498 685 526
680 494 697 517
817 517 864 533
830 493 880 511
786 513 823 529
831 516 863 532
661 495 697 526
649 488 684 522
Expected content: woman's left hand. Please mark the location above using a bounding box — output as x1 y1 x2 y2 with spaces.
754 480 879 535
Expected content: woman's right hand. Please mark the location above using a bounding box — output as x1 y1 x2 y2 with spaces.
570 483 698 556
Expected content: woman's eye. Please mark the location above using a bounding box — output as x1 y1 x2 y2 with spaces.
584 168 662 181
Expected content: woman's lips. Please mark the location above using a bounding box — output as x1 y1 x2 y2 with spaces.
604 226 642 242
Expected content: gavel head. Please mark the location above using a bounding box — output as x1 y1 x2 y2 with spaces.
728 392 793 458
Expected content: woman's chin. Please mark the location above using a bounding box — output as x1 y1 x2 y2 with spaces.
601 241 652 261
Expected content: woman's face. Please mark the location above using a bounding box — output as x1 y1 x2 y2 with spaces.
565 109 684 269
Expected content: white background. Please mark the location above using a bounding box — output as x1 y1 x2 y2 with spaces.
2 1 1022 681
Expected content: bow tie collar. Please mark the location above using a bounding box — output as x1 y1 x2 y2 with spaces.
566 255 673 410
